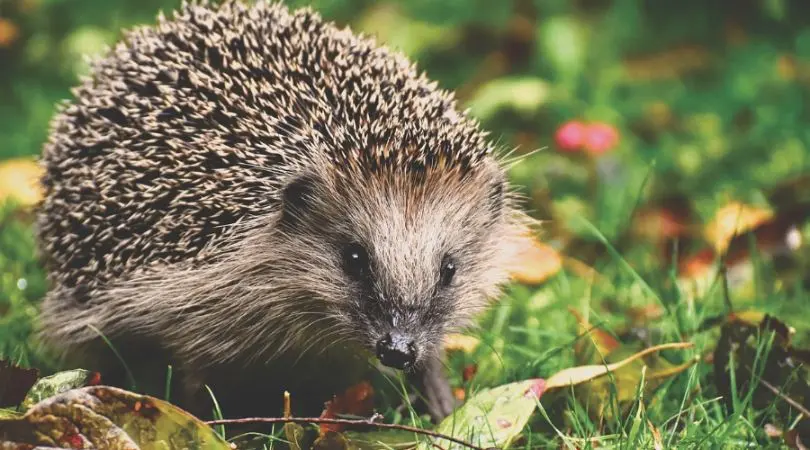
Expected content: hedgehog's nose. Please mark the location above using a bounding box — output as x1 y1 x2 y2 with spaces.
376 331 416 370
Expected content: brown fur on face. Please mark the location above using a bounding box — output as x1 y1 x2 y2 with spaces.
273 158 528 367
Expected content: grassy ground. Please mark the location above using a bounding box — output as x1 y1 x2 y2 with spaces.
2 0 810 448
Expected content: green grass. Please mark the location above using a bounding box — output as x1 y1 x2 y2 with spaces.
2 0 810 448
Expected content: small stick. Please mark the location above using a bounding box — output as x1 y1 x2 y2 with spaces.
758 377 810 418
206 415 490 450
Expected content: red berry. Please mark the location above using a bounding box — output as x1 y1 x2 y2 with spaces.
583 122 619 155
554 120 587 151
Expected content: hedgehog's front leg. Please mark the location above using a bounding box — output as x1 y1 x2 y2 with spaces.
409 355 457 422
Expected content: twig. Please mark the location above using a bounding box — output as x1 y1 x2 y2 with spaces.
206 415 490 450
758 377 810 418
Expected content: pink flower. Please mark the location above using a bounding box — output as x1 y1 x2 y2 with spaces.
583 122 619 155
554 120 587 151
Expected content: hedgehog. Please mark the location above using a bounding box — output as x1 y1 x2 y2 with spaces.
35 0 531 420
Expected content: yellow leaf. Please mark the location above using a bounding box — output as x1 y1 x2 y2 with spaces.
510 239 562 285
0 158 43 207
705 202 773 253
443 333 480 353
545 342 693 389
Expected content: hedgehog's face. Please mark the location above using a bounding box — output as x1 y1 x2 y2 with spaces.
278 161 522 371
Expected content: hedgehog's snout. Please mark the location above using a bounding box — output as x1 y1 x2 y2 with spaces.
375 330 417 370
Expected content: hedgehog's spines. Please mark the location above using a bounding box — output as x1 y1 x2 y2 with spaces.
36 2 530 405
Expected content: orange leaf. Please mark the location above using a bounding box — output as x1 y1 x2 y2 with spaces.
626 304 665 326
567 307 620 360
678 248 715 279
0 18 19 48
319 381 374 434
510 239 562 285
648 419 664 450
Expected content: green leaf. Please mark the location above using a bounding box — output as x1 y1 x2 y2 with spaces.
285 422 309 450
466 77 551 121
0 408 21 419
537 16 587 81
21 369 99 410
418 379 545 450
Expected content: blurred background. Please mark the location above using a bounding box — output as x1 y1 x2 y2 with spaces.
1 0 810 418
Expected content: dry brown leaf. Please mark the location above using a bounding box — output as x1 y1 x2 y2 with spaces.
647 419 664 450
0 158 43 207
510 239 562 285
705 202 773 253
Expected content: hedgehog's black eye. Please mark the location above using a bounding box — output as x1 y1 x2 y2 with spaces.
439 255 457 287
342 243 369 279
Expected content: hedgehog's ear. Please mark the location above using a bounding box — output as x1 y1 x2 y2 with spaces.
281 173 320 226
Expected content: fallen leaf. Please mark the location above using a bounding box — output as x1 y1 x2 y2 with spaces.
545 342 693 389
714 314 810 421
626 304 665 326
678 248 716 279
462 365 477 383
705 202 773 253
648 419 664 450
0 18 19 48
0 409 21 420
420 379 545 450
319 382 374 434
443 334 480 354
0 386 232 449
0 361 39 409
567 307 621 363
0 158 43 207
343 430 419 450
786 426 810 449
285 422 309 450
575 351 698 420
510 239 562 285
21 369 100 411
